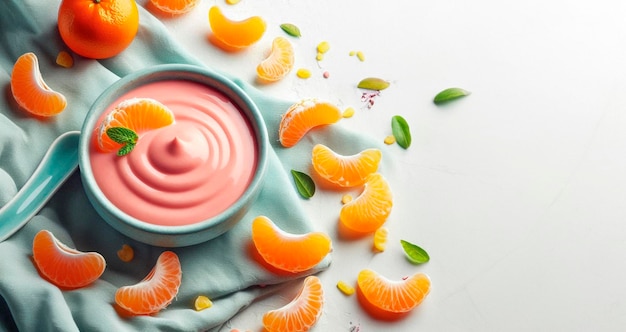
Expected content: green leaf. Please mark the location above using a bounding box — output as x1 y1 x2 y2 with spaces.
106 127 138 144
106 127 138 156
291 169 315 199
433 87 471 105
400 239 430 264
391 115 411 149
117 143 135 156
280 23 301 37
357 77 390 91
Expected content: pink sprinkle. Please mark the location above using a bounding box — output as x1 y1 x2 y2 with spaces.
361 91 381 109
349 322 361 332
402 276 409 280
323 71 330 78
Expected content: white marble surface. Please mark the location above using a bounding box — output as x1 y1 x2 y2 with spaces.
158 0 626 330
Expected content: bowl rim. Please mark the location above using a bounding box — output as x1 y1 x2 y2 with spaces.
78 64 269 238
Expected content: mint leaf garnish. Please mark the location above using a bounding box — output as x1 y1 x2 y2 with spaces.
116 143 135 156
106 127 138 156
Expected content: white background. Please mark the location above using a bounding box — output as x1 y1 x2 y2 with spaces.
156 0 626 330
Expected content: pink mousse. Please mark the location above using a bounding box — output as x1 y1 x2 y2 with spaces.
89 80 258 226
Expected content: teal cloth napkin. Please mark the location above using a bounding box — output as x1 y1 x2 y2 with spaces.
0 1 385 331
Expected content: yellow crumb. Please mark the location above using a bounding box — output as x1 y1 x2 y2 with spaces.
194 295 213 311
316 52 324 61
384 135 396 145
317 41 330 54
225 0 240 4
341 194 353 204
116 244 134 262
356 51 365 62
336 280 355 295
342 107 355 118
296 68 311 79
349 50 356 56
55 51 73 68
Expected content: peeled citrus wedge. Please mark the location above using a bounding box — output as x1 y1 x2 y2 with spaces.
150 0 199 15
262 275 324 332
10 52 67 117
279 99 342 148
251 216 332 273
257 36 294 83
373 227 389 252
32 230 106 289
357 269 431 320
339 173 393 237
115 251 182 315
311 144 382 188
96 97 175 153
208 6 266 51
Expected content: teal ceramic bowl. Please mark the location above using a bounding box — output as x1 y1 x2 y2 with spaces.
79 64 268 247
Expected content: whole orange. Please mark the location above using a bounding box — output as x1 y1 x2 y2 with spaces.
58 0 139 59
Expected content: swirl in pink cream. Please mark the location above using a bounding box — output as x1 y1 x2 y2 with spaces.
90 80 258 226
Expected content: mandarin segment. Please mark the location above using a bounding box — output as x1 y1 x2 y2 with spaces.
279 99 342 148
32 230 106 289
96 98 175 153
311 144 382 188
150 0 199 15
262 276 324 332
257 37 295 83
251 216 332 273
115 251 182 315
356 269 431 319
339 173 393 237
373 227 389 252
10 52 67 117
208 6 266 51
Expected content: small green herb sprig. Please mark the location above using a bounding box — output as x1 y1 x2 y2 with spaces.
106 127 138 156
